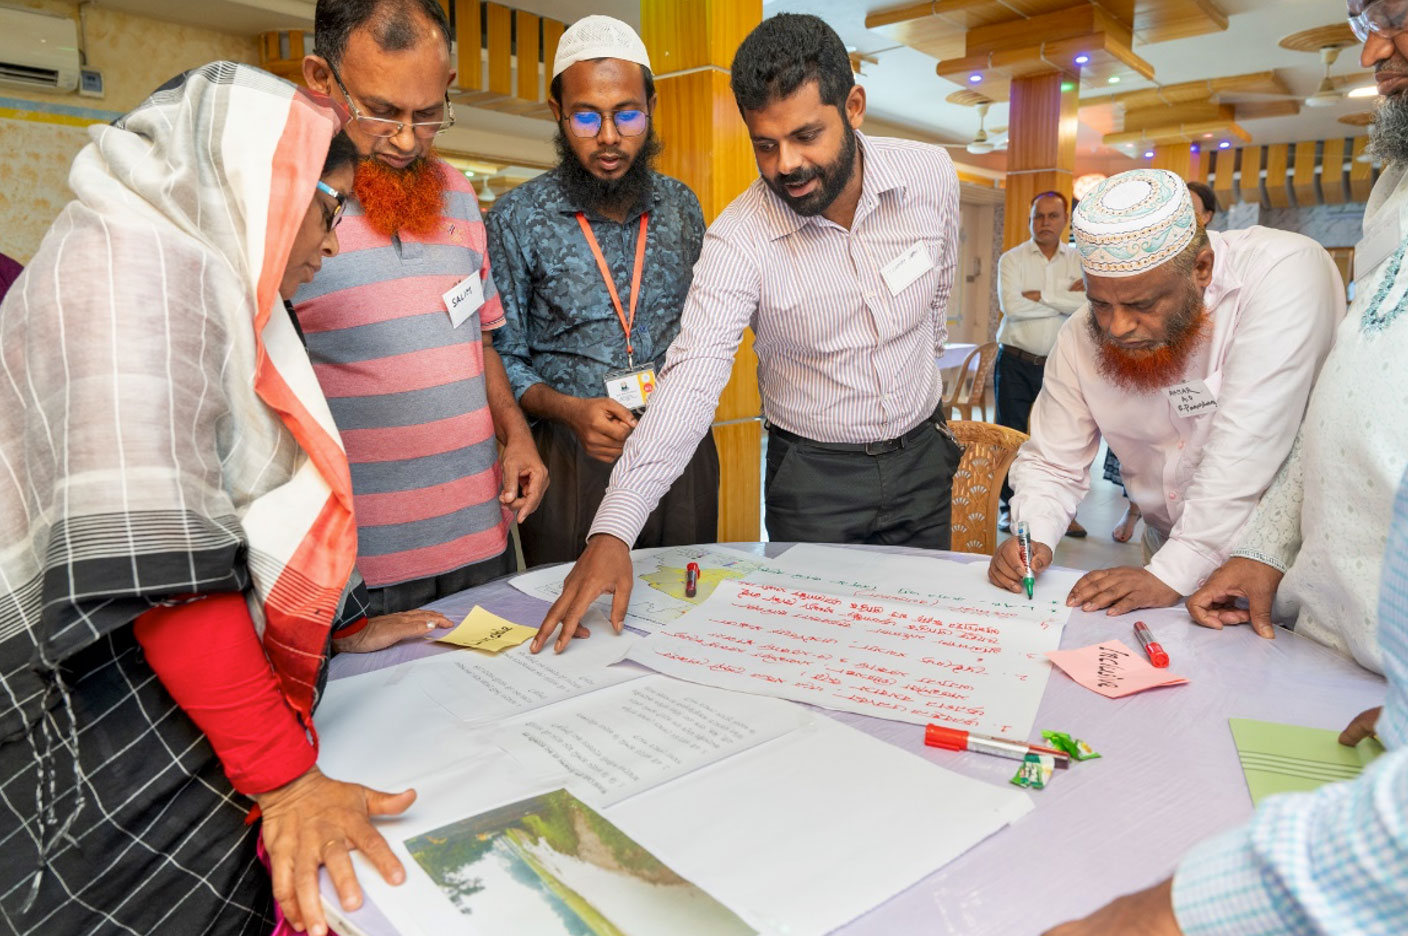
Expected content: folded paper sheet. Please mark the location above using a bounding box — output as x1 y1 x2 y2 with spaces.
435 605 536 652
1229 717 1386 806
1046 640 1188 698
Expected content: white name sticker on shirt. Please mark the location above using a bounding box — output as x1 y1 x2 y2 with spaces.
880 242 933 296
443 275 485 329
1355 209 1402 283
1165 379 1218 418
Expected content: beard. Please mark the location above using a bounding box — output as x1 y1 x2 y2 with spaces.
554 126 661 216
353 152 446 239
763 123 858 218
1370 87 1408 164
1088 284 1210 393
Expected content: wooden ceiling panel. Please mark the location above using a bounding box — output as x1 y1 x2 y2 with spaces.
1133 0 1228 44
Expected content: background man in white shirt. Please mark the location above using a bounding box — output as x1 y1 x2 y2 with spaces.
989 169 1343 615
995 191 1086 535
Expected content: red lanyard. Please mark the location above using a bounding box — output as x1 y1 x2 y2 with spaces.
576 212 649 366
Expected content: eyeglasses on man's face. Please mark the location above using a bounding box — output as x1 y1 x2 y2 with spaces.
1350 0 1408 42
563 108 649 139
327 62 455 139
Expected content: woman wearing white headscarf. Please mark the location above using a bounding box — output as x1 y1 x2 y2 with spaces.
0 63 413 935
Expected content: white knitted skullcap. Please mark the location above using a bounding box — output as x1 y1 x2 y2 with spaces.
551 15 651 79
1072 169 1198 277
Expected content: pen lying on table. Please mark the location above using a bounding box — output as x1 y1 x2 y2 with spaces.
925 724 1071 769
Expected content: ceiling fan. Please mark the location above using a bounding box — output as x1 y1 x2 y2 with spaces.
940 102 1009 155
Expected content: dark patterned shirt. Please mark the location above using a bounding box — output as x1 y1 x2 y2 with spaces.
487 167 705 402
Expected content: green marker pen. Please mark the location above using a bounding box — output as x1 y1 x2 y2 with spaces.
1016 520 1035 600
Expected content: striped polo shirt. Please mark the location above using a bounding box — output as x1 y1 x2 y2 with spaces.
293 161 508 588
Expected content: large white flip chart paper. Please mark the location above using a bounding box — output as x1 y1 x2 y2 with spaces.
627 548 1083 737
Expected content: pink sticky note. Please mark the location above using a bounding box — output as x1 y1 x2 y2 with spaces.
1046 640 1188 699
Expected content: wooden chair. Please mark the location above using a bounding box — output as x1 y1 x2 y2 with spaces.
949 420 1029 556
941 341 998 421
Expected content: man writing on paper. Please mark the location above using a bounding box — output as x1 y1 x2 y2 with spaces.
488 16 717 568
1186 0 1408 675
533 13 963 653
296 0 547 621
989 169 1344 614
995 191 1087 538
1045 465 1408 935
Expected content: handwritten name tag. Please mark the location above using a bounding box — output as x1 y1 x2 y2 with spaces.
1046 640 1187 699
880 241 933 296
1165 379 1218 418
443 274 485 329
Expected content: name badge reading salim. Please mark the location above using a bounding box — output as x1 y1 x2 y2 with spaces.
604 366 658 411
442 274 485 329
1165 379 1218 418
880 241 934 296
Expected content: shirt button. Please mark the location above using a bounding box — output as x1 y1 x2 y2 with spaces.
1178 439 1185 450
1168 491 1179 501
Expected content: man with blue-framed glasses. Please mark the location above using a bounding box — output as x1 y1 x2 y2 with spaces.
488 15 718 566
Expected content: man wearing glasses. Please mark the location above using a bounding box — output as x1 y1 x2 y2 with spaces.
487 16 718 567
295 0 547 623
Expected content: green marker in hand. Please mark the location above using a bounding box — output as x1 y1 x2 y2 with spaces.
1016 520 1035 600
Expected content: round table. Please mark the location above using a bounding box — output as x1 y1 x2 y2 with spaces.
326 544 1385 933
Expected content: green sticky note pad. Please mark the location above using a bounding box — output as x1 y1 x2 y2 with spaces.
1229 717 1386 807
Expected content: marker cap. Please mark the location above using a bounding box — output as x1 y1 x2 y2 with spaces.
924 724 969 752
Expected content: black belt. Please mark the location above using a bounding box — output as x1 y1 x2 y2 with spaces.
767 411 947 456
1000 344 1047 367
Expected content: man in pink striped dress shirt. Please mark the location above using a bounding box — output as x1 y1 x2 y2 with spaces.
533 14 962 653
295 0 547 623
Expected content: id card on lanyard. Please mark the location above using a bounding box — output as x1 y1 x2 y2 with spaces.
577 212 657 411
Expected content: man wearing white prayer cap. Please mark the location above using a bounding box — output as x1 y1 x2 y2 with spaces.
988 168 1345 614
488 14 719 565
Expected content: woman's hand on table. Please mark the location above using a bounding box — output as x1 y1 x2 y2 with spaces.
256 766 416 936
1043 879 1182 935
1066 567 1180 615
1340 707 1382 746
534 534 632 653
988 537 1053 592
332 610 453 654
1186 557 1284 638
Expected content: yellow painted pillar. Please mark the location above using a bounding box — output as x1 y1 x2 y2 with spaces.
1003 72 1079 250
1150 143 1192 179
641 0 763 541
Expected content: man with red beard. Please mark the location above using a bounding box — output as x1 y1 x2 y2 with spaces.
989 169 1344 615
294 0 547 620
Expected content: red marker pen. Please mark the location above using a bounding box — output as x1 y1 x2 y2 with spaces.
924 724 1070 769
1134 620 1169 668
685 562 699 598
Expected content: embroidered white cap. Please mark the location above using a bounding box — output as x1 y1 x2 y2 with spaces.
551 15 651 79
1072 169 1198 277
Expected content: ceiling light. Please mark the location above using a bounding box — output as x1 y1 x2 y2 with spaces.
1190 143 1200 153
1203 132 1214 139
1219 140 1231 149
1144 150 1155 158
1108 75 1121 85
969 73 983 84
1348 84 1379 98
463 170 474 178
1074 54 1090 65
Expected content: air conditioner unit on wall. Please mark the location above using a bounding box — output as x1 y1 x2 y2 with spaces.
0 6 81 93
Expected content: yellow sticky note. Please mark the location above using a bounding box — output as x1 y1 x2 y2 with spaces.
436 606 536 653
